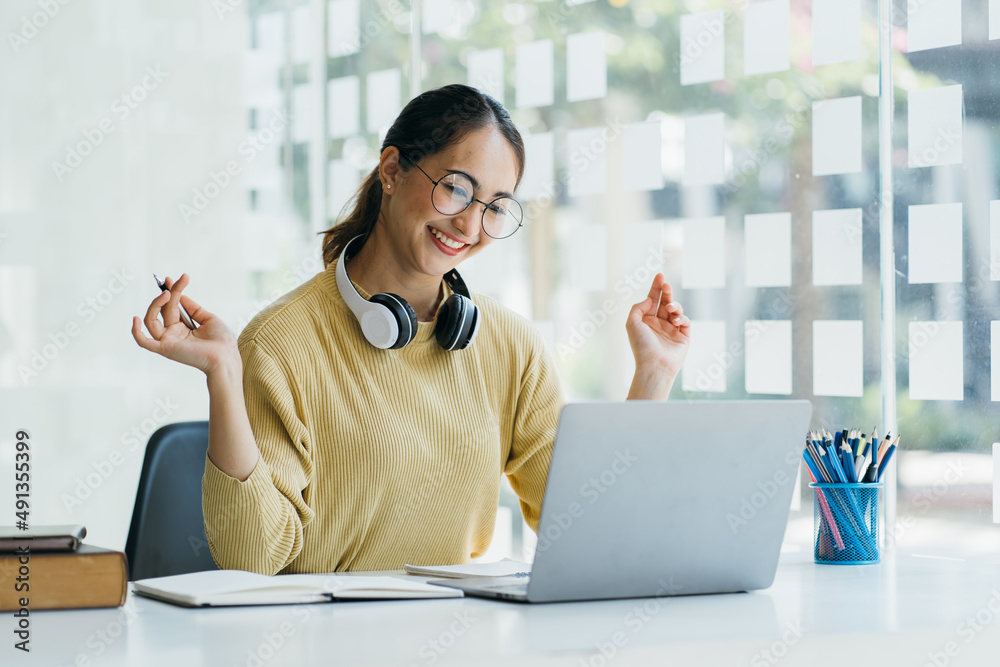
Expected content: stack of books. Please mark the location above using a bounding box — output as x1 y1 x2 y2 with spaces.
0 524 128 611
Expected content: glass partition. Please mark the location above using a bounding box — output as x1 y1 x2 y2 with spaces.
4 0 998 558
891 0 1000 555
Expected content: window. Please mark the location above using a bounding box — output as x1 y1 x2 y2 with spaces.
8 0 998 557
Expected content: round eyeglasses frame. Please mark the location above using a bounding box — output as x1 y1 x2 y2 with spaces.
397 153 523 240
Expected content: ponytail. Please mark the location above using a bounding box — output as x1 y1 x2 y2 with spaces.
320 166 382 267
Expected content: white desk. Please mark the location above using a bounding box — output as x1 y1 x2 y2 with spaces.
21 549 1000 667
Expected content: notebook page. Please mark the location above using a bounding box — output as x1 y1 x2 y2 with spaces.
278 574 461 597
134 569 330 605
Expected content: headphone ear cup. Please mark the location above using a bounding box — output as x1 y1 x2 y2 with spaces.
455 302 479 350
434 294 465 350
436 295 479 350
369 293 417 349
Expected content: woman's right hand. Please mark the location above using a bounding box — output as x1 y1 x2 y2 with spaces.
131 273 239 376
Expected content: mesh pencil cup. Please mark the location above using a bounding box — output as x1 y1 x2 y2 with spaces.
810 482 882 565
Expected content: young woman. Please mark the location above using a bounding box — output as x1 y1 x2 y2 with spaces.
131 84 691 575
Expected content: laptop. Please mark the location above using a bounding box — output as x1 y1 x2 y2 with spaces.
428 400 812 603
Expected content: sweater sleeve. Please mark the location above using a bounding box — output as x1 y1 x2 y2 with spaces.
201 340 316 575
504 330 565 533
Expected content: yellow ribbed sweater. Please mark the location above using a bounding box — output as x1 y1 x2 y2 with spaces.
201 256 564 574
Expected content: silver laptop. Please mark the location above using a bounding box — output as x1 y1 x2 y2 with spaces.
429 400 812 603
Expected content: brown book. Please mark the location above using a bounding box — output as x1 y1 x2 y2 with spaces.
0 544 128 611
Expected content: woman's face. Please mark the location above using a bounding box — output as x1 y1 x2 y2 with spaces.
380 126 519 278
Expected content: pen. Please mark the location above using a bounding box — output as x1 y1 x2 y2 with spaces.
153 273 198 330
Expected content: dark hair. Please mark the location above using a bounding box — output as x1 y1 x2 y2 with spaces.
319 83 525 267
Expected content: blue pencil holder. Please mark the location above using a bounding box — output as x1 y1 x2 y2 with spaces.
810 482 882 565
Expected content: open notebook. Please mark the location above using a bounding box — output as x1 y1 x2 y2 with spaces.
133 569 462 607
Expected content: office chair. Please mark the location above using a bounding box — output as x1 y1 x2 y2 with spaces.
125 421 219 580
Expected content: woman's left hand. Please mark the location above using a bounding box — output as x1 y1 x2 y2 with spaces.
625 273 691 400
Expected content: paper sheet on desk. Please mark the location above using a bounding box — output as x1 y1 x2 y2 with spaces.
403 557 531 579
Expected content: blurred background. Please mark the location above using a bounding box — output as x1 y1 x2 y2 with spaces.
0 0 998 562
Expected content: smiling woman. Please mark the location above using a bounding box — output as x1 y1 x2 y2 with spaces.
337 124 519 321
130 83 691 574
322 84 526 322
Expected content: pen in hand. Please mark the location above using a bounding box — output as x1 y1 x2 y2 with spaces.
153 273 198 330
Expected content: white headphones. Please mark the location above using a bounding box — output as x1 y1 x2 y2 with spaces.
336 235 481 350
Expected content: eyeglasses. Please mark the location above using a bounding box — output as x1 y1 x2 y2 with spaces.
402 155 523 239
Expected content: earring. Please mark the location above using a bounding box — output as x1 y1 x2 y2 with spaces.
386 184 391 189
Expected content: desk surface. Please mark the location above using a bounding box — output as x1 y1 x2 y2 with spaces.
16 548 1000 667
